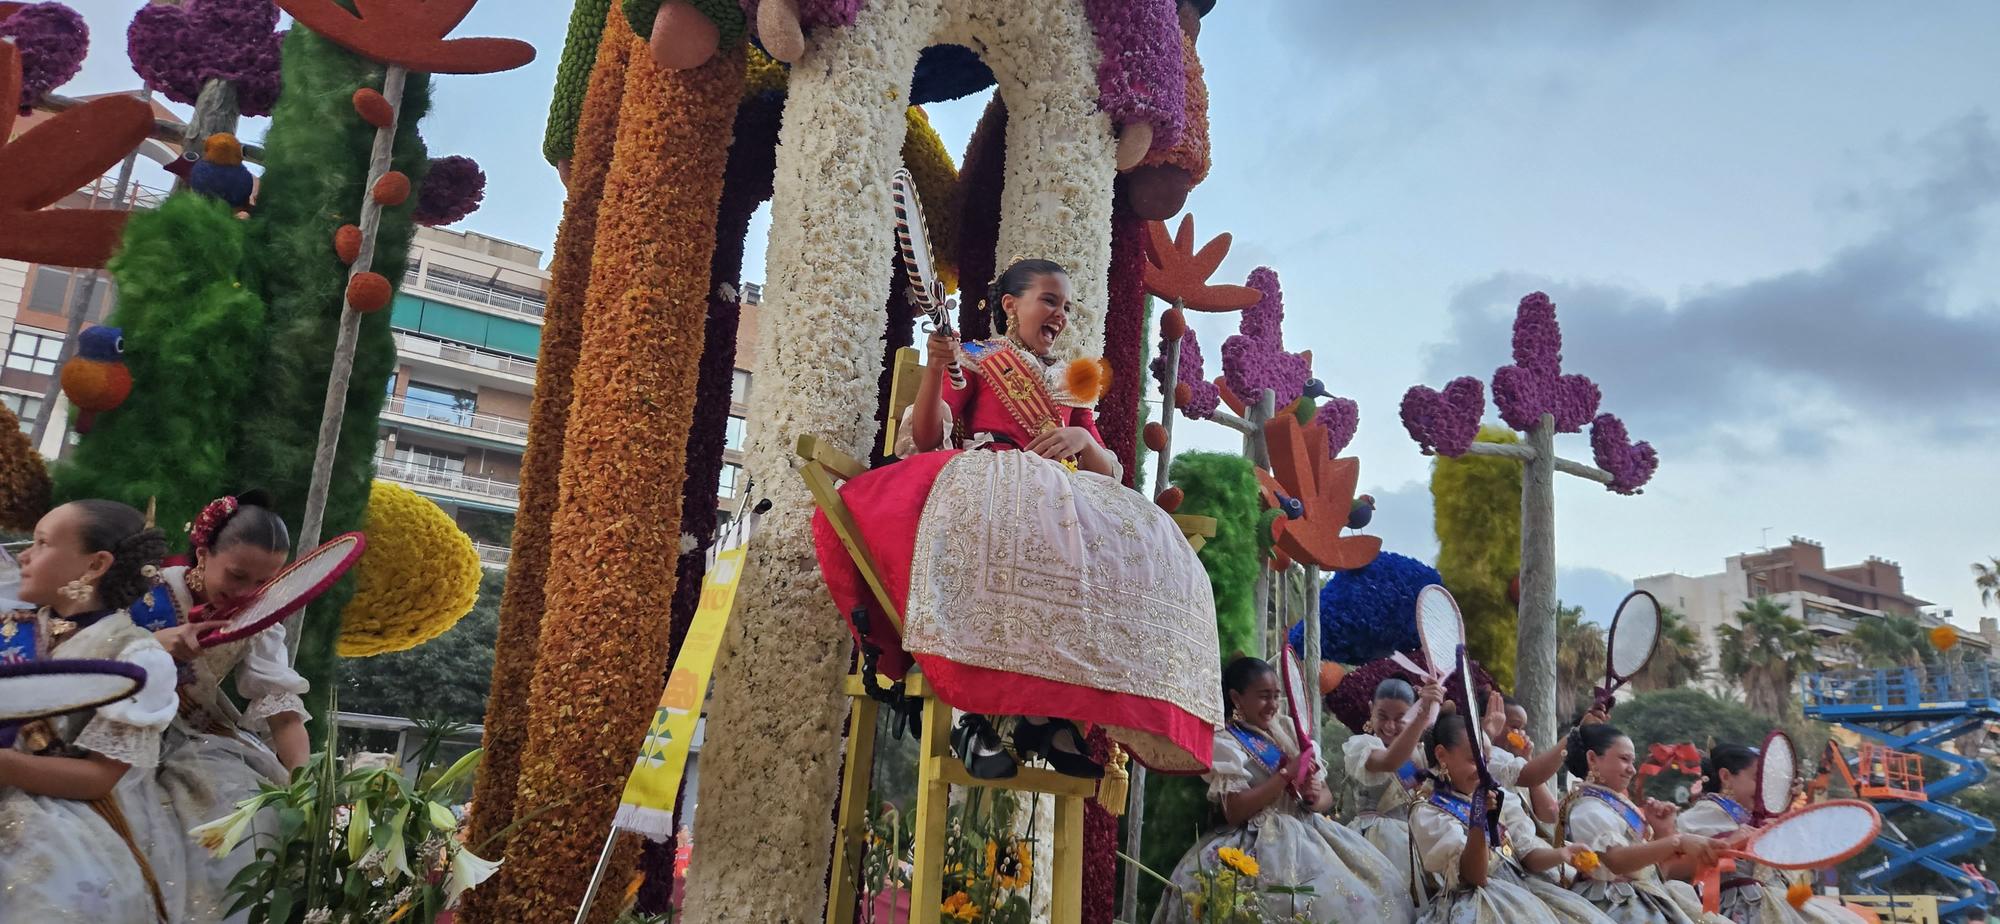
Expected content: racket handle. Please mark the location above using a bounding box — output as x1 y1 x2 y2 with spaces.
945 360 966 390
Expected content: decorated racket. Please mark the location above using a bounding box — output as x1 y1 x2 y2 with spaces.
889 167 964 389
0 658 148 750
1456 645 1503 842
1699 800 1880 914
1756 729 1798 823
195 533 367 648
1388 583 1465 683
1279 642 1318 792
1595 590 1662 712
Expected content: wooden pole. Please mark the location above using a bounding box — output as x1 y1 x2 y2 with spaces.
1123 310 1182 924
288 64 406 659
1246 389 1274 657
1303 564 1321 752
1517 413 1558 749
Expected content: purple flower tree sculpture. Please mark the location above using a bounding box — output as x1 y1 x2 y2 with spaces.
1398 291 1658 747
127 0 284 146
1 2 88 113
1219 266 1361 459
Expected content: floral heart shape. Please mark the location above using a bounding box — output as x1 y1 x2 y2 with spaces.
1590 413 1657 495
1399 376 1485 457
1 1 87 113
127 0 284 116
1314 398 1359 458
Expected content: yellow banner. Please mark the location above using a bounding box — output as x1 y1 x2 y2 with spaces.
612 542 748 842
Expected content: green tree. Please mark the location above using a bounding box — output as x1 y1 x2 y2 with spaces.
1842 613 1928 669
1974 557 2000 609
1716 597 1818 719
1433 426 1522 690
1555 602 1604 722
337 570 502 724
1631 605 1708 693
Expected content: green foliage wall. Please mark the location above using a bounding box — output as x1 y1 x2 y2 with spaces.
230 25 433 734
1169 451 1262 661
52 195 266 546
1433 426 1522 690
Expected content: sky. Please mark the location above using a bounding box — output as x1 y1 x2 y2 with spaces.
56 1 2000 628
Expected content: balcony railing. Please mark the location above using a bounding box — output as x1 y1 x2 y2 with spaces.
392 331 536 380
375 457 520 505
382 395 530 443
415 271 547 320
74 173 170 211
472 541 512 569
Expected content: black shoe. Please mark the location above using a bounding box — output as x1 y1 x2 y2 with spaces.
953 715 1017 779
1014 717 1103 779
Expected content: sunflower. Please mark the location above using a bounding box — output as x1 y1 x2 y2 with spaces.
984 839 1033 891
941 891 980 921
1216 846 1260 877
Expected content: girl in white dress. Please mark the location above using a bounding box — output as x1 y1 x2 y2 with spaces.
0 500 179 922
1343 677 1443 895
1153 657 1415 924
130 491 304 922
1677 744 1868 924
1411 714 1616 924
1560 724 1731 924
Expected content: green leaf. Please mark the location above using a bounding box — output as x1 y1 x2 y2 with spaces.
267 885 293 924
228 858 273 893
277 806 306 843
430 746 484 793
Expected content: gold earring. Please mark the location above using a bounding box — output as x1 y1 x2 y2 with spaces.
187 566 207 596
1362 720 1375 735
61 578 92 602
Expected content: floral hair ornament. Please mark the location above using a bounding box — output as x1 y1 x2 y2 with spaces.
186 495 240 552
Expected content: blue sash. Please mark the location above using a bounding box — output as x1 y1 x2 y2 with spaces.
0 612 37 663
1581 784 1646 835
1430 789 1510 847
1230 725 1285 774
1396 761 1422 790
1703 794 1749 826
129 583 185 633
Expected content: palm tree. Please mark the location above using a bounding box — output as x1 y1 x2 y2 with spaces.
1975 558 2000 609
1632 605 1708 692
1555 602 1606 722
1716 597 1819 718
1841 613 1927 669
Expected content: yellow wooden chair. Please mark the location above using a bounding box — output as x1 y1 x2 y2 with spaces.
799 346 1214 924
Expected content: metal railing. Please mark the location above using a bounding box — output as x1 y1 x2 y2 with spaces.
381 395 530 443
76 173 170 211
374 458 520 505
1803 663 1998 711
416 271 547 320
471 541 512 568
392 331 536 380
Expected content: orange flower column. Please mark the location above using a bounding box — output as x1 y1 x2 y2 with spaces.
461 5 633 909
481 35 743 924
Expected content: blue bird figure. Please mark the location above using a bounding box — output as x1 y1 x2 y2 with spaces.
186 133 255 211
60 326 132 434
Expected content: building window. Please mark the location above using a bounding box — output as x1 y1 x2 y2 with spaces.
718 462 743 499
25 267 113 319
391 445 465 474
724 415 746 451
5 330 64 376
0 392 43 433
403 380 477 427
731 370 751 406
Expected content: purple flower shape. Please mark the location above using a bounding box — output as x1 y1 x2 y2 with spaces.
1151 327 1220 420
414 155 486 227
1221 267 1314 410
2 3 88 113
1490 291 1601 433
127 0 283 118
1082 0 1186 154
1400 376 1485 457
1315 397 1358 458
1589 413 1657 495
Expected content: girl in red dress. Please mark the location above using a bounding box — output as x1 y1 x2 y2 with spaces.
813 258 1221 777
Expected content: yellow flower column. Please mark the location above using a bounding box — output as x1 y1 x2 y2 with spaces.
463 4 632 897
482 28 743 924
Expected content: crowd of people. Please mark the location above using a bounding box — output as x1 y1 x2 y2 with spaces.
1 494 301 921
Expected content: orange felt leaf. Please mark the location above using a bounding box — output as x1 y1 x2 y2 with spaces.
348 271 393 312
1263 413 1382 571
276 0 536 75
334 224 363 263
373 170 411 206
1142 214 1261 312
352 87 395 127
1216 375 1245 416
0 45 152 268
1155 487 1183 513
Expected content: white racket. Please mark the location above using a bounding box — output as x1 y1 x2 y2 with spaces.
1597 590 1662 710
889 168 964 389
1699 800 1880 914
1757 729 1798 822
197 533 367 647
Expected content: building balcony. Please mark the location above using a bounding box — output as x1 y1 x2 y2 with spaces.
392 330 536 388
374 458 519 512
381 394 530 447
472 541 511 571
411 269 546 322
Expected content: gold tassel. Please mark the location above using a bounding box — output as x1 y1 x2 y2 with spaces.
1096 744 1131 816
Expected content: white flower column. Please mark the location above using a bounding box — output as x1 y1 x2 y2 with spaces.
681 0 1115 917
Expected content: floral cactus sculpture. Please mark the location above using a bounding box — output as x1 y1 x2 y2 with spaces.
1397 291 1658 749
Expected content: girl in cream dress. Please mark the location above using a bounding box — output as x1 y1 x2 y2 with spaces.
1342 677 1441 895
1677 744 1868 924
1561 724 1733 924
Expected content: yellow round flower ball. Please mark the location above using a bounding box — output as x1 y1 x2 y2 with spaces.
337 481 483 657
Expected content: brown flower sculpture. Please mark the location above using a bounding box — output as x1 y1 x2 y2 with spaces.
273 0 535 74
1142 214 1259 311
1257 412 1381 571
0 42 152 268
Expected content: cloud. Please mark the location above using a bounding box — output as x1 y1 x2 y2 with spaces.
1416 113 2000 458
1270 2 1674 66
1558 566 1638 627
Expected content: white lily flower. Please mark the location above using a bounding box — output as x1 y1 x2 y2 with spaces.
189 801 258 858
444 844 502 906
426 800 458 832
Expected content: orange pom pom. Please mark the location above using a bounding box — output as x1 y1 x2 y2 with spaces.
352 88 394 128
347 272 393 313
1930 625 1959 651
373 171 411 207
1174 381 1192 408
1318 661 1346 694
334 224 362 264
1156 487 1183 513
60 360 131 412
1571 850 1600 874
1786 881 1813 909
1063 357 1108 405
1143 421 1169 452
1161 307 1187 340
